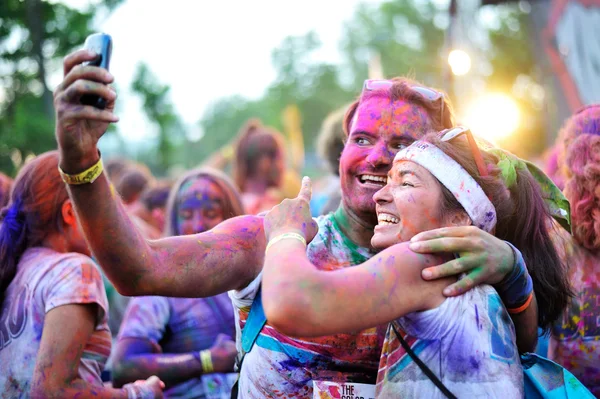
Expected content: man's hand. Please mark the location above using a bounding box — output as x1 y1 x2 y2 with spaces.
264 176 318 243
409 226 514 296
54 49 118 173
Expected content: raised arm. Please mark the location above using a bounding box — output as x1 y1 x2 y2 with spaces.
263 239 451 337
54 50 264 297
261 178 451 337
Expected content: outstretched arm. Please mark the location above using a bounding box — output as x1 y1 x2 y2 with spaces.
112 335 237 389
54 49 264 298
261 177 451 337
263 240 451 337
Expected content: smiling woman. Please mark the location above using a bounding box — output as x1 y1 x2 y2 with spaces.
261 129 572 398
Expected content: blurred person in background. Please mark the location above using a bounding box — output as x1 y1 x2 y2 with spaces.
549 104 600 396
0 172 13 210
0 151 163 398
111 168 240 399
134 180 174 234
311 105 347 216
54 48 539 398
207 119 287 215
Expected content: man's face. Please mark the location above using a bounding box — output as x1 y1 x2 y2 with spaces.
339 94 433 226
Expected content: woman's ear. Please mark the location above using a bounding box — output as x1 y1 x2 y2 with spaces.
447 210 472 227
61 199 77 227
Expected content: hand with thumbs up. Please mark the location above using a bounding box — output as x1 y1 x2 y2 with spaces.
264 176 318 244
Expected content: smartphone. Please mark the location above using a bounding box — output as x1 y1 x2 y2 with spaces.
80 33 112 110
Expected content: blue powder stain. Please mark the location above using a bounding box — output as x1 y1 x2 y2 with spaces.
475 304 481 330
469 355 481 370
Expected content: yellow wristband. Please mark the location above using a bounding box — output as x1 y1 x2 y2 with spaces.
266 232 307 253
58 156 104 185
200 349 213 373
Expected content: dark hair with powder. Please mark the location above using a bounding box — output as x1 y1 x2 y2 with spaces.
0 151 69 309
343 77 455 137
424 132 572 332
164 167 245 237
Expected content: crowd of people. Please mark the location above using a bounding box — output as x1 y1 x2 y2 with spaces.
0 46 598 399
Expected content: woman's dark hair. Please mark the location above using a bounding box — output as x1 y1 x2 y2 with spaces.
0 151 69 309
424 132 572 332
164 167 244 237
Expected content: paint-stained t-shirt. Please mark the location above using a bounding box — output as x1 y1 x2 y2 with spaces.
549 227 600 397
117 294 236 399
0 247 111 398
376 285 523 398
229 211 387 399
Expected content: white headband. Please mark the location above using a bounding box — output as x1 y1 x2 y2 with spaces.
394 141 497 232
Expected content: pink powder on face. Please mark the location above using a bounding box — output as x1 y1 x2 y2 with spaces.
350 95 433 140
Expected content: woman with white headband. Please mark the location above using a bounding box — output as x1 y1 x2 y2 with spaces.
261 127 572 398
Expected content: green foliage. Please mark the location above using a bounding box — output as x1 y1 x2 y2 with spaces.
0 0 123 175
130 62 184 173
197 0 450 167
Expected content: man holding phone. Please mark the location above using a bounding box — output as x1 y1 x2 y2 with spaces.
54 43 538 398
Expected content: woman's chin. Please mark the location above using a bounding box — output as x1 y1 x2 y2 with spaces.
371 232 396 250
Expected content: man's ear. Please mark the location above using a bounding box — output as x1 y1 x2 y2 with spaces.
61 199 77 227
447 210 472 227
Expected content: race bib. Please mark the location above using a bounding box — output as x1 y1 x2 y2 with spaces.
201 373 238 399
313 381 376 399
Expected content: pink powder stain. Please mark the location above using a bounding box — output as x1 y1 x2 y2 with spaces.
350 96 431 140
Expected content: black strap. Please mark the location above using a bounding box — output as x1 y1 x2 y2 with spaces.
391 322 457 399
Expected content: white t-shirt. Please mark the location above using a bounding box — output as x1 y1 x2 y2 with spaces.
376 285 524 398
228 211 387 399
0 247 111 398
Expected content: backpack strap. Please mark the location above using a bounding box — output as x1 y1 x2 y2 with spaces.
392 321 457 399
231 285 267 399
241 284 267 353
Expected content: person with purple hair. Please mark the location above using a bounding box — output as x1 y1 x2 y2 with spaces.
548 104 600 396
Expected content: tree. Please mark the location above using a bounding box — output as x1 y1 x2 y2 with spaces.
130 62 184 172
198 0 451 168
0 0 123 175
199 30 351 163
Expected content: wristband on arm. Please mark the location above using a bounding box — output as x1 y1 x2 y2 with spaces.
193 349 214 373
496 242 534 314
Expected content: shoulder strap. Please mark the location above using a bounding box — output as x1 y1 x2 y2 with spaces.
391 321 457 399
231 285 267 399
241 284 267 353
